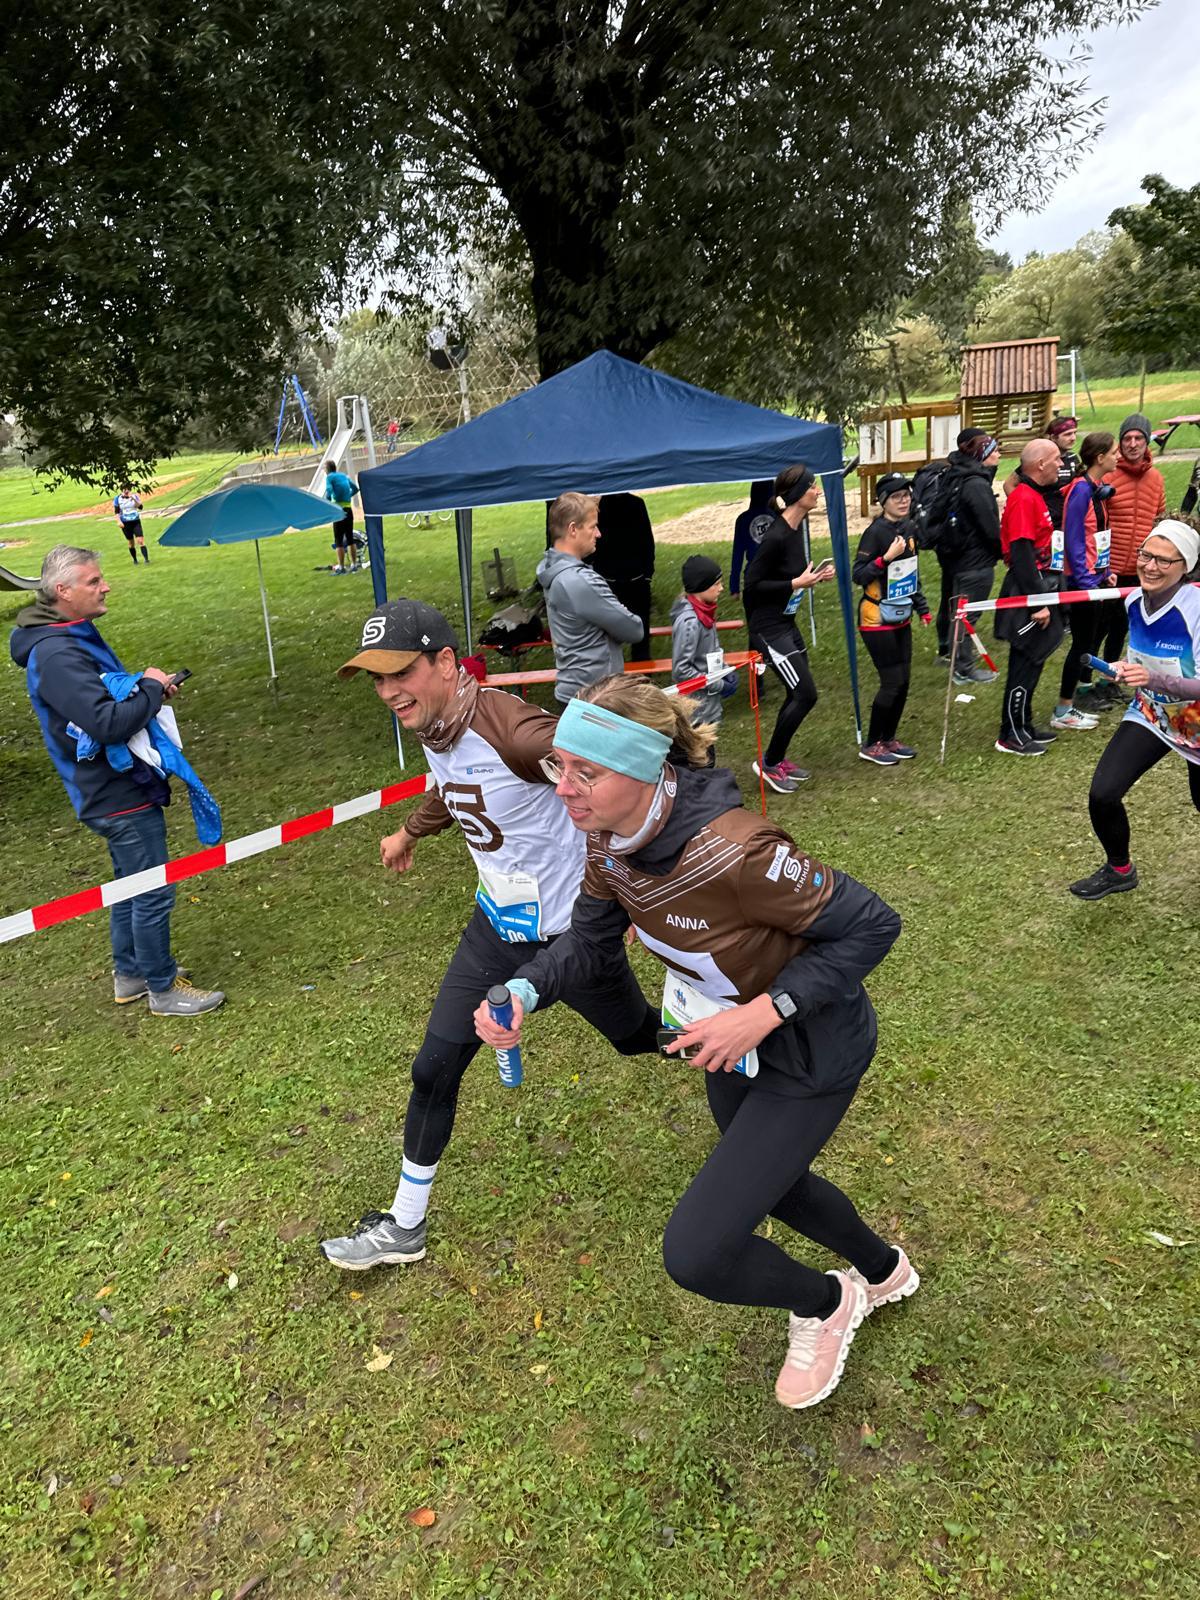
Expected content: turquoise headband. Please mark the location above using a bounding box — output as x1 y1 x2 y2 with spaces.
554 698 671 782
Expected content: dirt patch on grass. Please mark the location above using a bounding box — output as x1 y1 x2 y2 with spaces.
81 474 198 516
655 489 871 547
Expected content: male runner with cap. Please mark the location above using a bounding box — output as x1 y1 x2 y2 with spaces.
320 598 659 1270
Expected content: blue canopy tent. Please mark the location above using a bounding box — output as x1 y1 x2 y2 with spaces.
359 350 861 736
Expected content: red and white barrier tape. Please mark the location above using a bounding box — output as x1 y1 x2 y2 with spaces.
663 664 739 697
956 584 1136 615
0 774 434 946
2 661 752 946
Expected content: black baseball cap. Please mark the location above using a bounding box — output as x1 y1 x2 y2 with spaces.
337 598 459 679
875 473 913 504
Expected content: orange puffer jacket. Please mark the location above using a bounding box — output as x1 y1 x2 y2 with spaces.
1104 455 1166 575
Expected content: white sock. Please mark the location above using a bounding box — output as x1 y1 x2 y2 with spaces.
391 1158 438 1229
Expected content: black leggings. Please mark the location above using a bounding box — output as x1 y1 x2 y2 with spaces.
404 907 658 1165
662 1071 892 1320
1060 602 1105 702
1088 719 1200 866
861 626 912 744
755 627 819 766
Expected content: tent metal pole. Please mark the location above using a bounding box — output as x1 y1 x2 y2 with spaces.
820 472 862 744
255 539 278 683
456 508 474 652
939 602 965 764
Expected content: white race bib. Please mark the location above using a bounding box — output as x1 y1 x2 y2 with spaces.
1050 529 1064 572
660 972 758 1078
705 648 725 677
475 860 542 944
885 554 918 602
1095 529 1111 571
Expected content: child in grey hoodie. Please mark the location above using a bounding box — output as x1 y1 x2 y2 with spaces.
670 555 734 738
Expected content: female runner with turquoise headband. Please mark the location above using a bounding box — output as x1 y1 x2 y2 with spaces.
474 676 916 1411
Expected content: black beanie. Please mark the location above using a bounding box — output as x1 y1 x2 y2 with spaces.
682 554 722 593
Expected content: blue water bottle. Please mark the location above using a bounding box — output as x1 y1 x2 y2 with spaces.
487 984 523 1087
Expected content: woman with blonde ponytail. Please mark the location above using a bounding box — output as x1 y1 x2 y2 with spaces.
475 676 912 1413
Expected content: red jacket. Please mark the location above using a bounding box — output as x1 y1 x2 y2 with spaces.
1104 455 1166 576
1000 480 1054 568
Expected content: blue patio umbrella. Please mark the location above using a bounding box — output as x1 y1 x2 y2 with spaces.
159 482 344 681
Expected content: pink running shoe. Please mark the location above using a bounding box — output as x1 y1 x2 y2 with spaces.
848 1247 920 1316
774 1271 867 1410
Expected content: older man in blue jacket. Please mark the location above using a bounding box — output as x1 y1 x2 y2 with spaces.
10 545 224 1014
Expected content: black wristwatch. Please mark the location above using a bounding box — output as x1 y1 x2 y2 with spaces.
768 989 797 1023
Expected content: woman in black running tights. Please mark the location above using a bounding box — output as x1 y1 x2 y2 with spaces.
742 464 837 792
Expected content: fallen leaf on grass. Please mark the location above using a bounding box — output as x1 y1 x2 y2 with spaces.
349 1291 364 1301
226 1272 239 1290
859 1422 881 1449
232 1577 268 1600
45 1474 58 1497
80 1491 95 1514
364 1345 393 1372
530 1363 548 1376
577 1253 593 1266
406 1507 436 1528
1147 1231 1194 1248
79 1329 93 1347
533 1310 543 1331
95 1284 114 1299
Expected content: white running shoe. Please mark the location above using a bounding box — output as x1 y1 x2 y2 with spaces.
1050 707 1099 731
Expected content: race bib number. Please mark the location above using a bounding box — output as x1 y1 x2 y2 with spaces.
475 860 542 944
1095 529 1111 571
660 972 758 1078
1050 529 1064 572
784 589 804 616
885 555 918 602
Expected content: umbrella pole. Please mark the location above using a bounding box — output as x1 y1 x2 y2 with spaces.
255 539 278 683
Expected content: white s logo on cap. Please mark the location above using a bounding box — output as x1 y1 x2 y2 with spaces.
361 616 387 647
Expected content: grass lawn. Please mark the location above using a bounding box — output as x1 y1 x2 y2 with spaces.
2 449 1199 1599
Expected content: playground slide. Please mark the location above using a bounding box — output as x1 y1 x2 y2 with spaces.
306 419 356 498
0 563 38 593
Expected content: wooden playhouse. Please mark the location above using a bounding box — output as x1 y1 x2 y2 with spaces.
959 337 1059 452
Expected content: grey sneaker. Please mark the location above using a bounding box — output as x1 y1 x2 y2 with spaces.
320 1211 427 1270
953 665 998 685
147 975 225 1015
113 970 148 1004
753 759 800 794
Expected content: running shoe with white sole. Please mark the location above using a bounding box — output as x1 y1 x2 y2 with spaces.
1050 707 1099 731
753 760 800 794
994 737 1046 756
847 1247 920 1316
320 1212 427 1270
884 740 917 760
859 741 900 766
774 1271 867 1410
776 758 812 783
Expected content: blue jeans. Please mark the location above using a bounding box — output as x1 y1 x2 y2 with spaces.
85 807 177 992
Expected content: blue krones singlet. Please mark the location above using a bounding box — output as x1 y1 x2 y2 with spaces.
1123 584 1200 766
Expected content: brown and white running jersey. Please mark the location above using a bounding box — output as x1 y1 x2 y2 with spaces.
404 689 584 938
583 807 834 1003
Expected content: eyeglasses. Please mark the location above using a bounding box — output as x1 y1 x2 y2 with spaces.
1137 549 1185 570
544 755 612 794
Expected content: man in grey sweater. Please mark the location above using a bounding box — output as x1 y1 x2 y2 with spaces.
536 492 645 703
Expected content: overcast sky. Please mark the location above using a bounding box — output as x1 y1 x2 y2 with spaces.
990 0 1200 262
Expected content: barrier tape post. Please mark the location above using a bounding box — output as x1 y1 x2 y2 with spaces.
939 599 967 766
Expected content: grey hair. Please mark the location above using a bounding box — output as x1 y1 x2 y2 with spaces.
39 544 100 603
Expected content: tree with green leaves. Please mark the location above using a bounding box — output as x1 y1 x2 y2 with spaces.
0 2 388 484
2 0 1149 483
1104 176 1200 362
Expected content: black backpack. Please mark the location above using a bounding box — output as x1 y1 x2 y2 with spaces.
913 461 966 556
